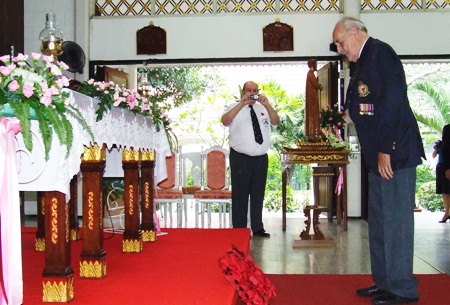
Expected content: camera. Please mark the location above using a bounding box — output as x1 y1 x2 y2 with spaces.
434 140 443 150
250 94 259 100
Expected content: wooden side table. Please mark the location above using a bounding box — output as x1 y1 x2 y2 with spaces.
281 146 349 232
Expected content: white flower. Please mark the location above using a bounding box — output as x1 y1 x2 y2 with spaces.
10 68 45 87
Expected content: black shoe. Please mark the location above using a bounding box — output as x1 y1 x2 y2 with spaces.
253 229 270 238
439 216 449 223
356 285 386 297
371 293 419 305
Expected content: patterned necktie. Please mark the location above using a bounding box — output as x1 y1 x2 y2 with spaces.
249 105 263 145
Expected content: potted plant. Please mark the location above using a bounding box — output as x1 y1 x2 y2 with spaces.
0 53 92 160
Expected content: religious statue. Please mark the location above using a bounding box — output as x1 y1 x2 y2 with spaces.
304 58 323 142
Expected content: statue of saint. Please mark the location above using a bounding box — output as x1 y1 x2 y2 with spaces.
304 59 323 142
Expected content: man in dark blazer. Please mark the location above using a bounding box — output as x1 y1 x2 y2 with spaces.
333 17 425 305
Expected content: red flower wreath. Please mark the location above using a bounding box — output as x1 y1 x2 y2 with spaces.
218 245 276 305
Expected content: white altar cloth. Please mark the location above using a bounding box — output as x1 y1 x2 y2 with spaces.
15 90 170 200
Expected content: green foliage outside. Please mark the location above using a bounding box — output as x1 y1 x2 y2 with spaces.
139 66 221 109
163 64 450 215
416 181 444 212
263 153 312 212
416 164 435 192
264 186 298 212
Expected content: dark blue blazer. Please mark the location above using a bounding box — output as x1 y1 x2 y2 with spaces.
345 37 425 175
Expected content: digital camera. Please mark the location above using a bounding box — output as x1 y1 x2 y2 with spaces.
250 94 259 100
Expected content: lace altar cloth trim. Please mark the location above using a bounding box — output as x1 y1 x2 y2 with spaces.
15 90 170 200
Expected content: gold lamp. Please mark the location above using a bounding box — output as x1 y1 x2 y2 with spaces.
39 12 64 57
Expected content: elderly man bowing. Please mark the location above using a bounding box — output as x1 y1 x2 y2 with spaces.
333 17 425 305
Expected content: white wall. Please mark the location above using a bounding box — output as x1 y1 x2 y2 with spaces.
90 13 341 61
24 0 75 55
24 1 450 65
362 12 450 56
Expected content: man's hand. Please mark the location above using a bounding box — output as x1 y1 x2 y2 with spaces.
378 152 393 180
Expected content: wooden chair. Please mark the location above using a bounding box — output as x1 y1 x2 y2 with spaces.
193 146 232 228
155 151 183 228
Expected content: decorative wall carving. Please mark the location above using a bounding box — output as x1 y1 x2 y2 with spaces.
263 20 293 52
136 23 167 55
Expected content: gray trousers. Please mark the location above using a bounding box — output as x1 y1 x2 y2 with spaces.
368 167 419 299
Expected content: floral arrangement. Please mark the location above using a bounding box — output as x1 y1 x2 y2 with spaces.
0 53 93 160
320 103 349 148
218 245 276 305
320 103 346 130
75 79 177 148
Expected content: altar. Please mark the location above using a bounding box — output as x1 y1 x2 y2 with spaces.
1 90 171 303
281 146 350 232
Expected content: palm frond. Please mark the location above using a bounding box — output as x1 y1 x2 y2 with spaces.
412 82 450 129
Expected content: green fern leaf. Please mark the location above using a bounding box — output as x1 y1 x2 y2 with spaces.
10 101 33 152
66 105 94 142
34 109 52 160
45 109 67 146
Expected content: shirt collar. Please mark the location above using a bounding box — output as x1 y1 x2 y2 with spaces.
358 37 369 59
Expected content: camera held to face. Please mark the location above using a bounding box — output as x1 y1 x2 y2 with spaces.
250 94 259 100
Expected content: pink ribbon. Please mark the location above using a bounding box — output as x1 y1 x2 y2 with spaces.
0 117 23 305
333 125 343 141
334 167 344 196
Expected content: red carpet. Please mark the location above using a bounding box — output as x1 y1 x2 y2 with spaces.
236 274 450 305
21 227 250 305
20 228 450 304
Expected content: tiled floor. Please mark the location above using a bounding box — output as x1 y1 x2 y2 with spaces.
153 202 450 276
22 203 450 276
250 212 450 276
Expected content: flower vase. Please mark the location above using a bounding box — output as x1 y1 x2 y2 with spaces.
0 103 38 120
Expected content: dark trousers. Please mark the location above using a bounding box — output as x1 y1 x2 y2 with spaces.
368 167 419 299
230 148 268 233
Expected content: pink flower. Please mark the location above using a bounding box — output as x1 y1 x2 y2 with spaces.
40 92 53 107
56 76 70 88
0 65 14 76
22 83 34 98
39 81 49 91
58 61 69 70
0 55 10 63
42 55 54 63
31 52 41 60
49 64 62 76
8 80 20 92
14 53 28 62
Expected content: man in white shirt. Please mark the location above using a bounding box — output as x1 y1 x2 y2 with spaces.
221 81 280 237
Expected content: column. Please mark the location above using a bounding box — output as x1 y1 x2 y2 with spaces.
79 143 107 279
42 191 74 302
140 149 157 242
122 147 143 252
